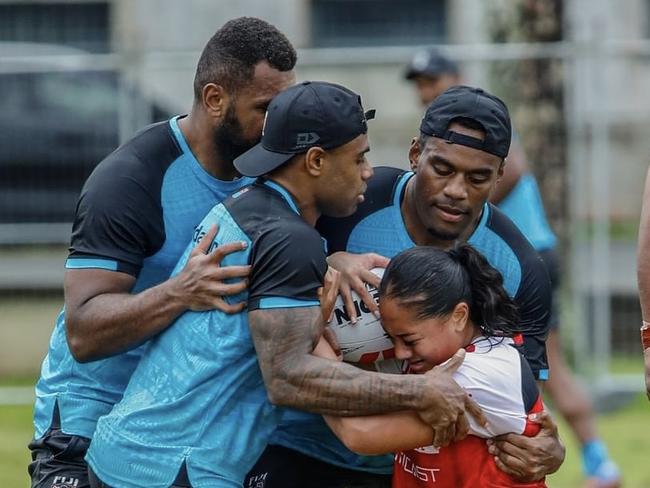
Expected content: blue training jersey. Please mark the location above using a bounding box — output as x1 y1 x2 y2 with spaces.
33 116 253 440
86 180 328 488
498 172 557 252
268 166 552 475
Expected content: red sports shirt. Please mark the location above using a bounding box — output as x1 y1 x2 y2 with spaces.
392 337 546 488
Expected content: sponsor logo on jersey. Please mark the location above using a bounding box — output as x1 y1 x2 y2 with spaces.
193 224 208 244
395 452 441 482
192 223 219 252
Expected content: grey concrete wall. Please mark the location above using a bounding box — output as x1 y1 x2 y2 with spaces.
114 0 309 51
112 0 309 115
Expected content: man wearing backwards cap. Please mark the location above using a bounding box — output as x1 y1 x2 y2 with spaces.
407 50 620 488
248 85 564 487
85 81 484 488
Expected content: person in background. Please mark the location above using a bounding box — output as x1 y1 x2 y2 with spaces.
405 48 620 488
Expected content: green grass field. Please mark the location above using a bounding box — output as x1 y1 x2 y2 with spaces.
1 403 33 487
1 392 648 487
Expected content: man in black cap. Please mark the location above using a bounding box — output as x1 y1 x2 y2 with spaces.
405 51 621 488
404 48 527 205
404 48 461 107
250 85 565 487
85 81 485 488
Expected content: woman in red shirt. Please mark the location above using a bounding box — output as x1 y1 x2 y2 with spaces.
319 243 547 488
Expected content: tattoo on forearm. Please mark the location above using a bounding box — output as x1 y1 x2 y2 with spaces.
249 307 426 416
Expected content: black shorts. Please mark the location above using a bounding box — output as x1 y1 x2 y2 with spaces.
28 402 194 488
245 444 392 488
28 428 91 488
538 248 560 330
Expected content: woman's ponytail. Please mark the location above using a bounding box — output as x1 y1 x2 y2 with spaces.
448 243 520 336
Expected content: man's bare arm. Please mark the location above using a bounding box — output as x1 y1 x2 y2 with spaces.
313 337 435 453
249 306 484 444
637 166 650 399
66 226 250 362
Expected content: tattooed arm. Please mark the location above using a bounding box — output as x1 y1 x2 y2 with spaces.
247 218 482 444
249 306 485 446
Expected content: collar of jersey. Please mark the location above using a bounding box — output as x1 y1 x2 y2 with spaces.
262 179 300 215
468 335 513 353
467 203 490 243
169 115 253 189
393 171 417 247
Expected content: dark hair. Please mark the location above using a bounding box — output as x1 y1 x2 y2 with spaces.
193 17 297 100
417 116 485 150
379 243 519 336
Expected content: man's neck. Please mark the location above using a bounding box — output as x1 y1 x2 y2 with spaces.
266 174 320 227
178 112 240 181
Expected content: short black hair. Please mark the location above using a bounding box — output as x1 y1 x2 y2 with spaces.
193 17 297 100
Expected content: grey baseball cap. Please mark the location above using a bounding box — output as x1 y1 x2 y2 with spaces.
405 48 459 80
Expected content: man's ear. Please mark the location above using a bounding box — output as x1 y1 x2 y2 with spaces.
304 146 326 177
202 83 229 120
408 137 421 172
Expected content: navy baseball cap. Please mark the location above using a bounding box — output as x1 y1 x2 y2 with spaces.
234 81 375 178
420 85 512 159
405 48 459 80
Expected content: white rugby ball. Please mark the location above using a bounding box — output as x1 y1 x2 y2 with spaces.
327 267 397 364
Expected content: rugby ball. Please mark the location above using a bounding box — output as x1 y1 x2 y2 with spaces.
327 267 396 365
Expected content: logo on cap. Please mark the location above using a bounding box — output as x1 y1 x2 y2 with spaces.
296 132 320 147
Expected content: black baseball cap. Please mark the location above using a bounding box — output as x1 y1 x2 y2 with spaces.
420 85 511 159
404 48 459 80
234 81 375 177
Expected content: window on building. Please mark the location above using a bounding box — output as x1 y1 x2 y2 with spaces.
311 0 447 47
0 2 110 53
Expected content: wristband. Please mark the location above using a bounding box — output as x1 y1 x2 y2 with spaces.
642 321 650 350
